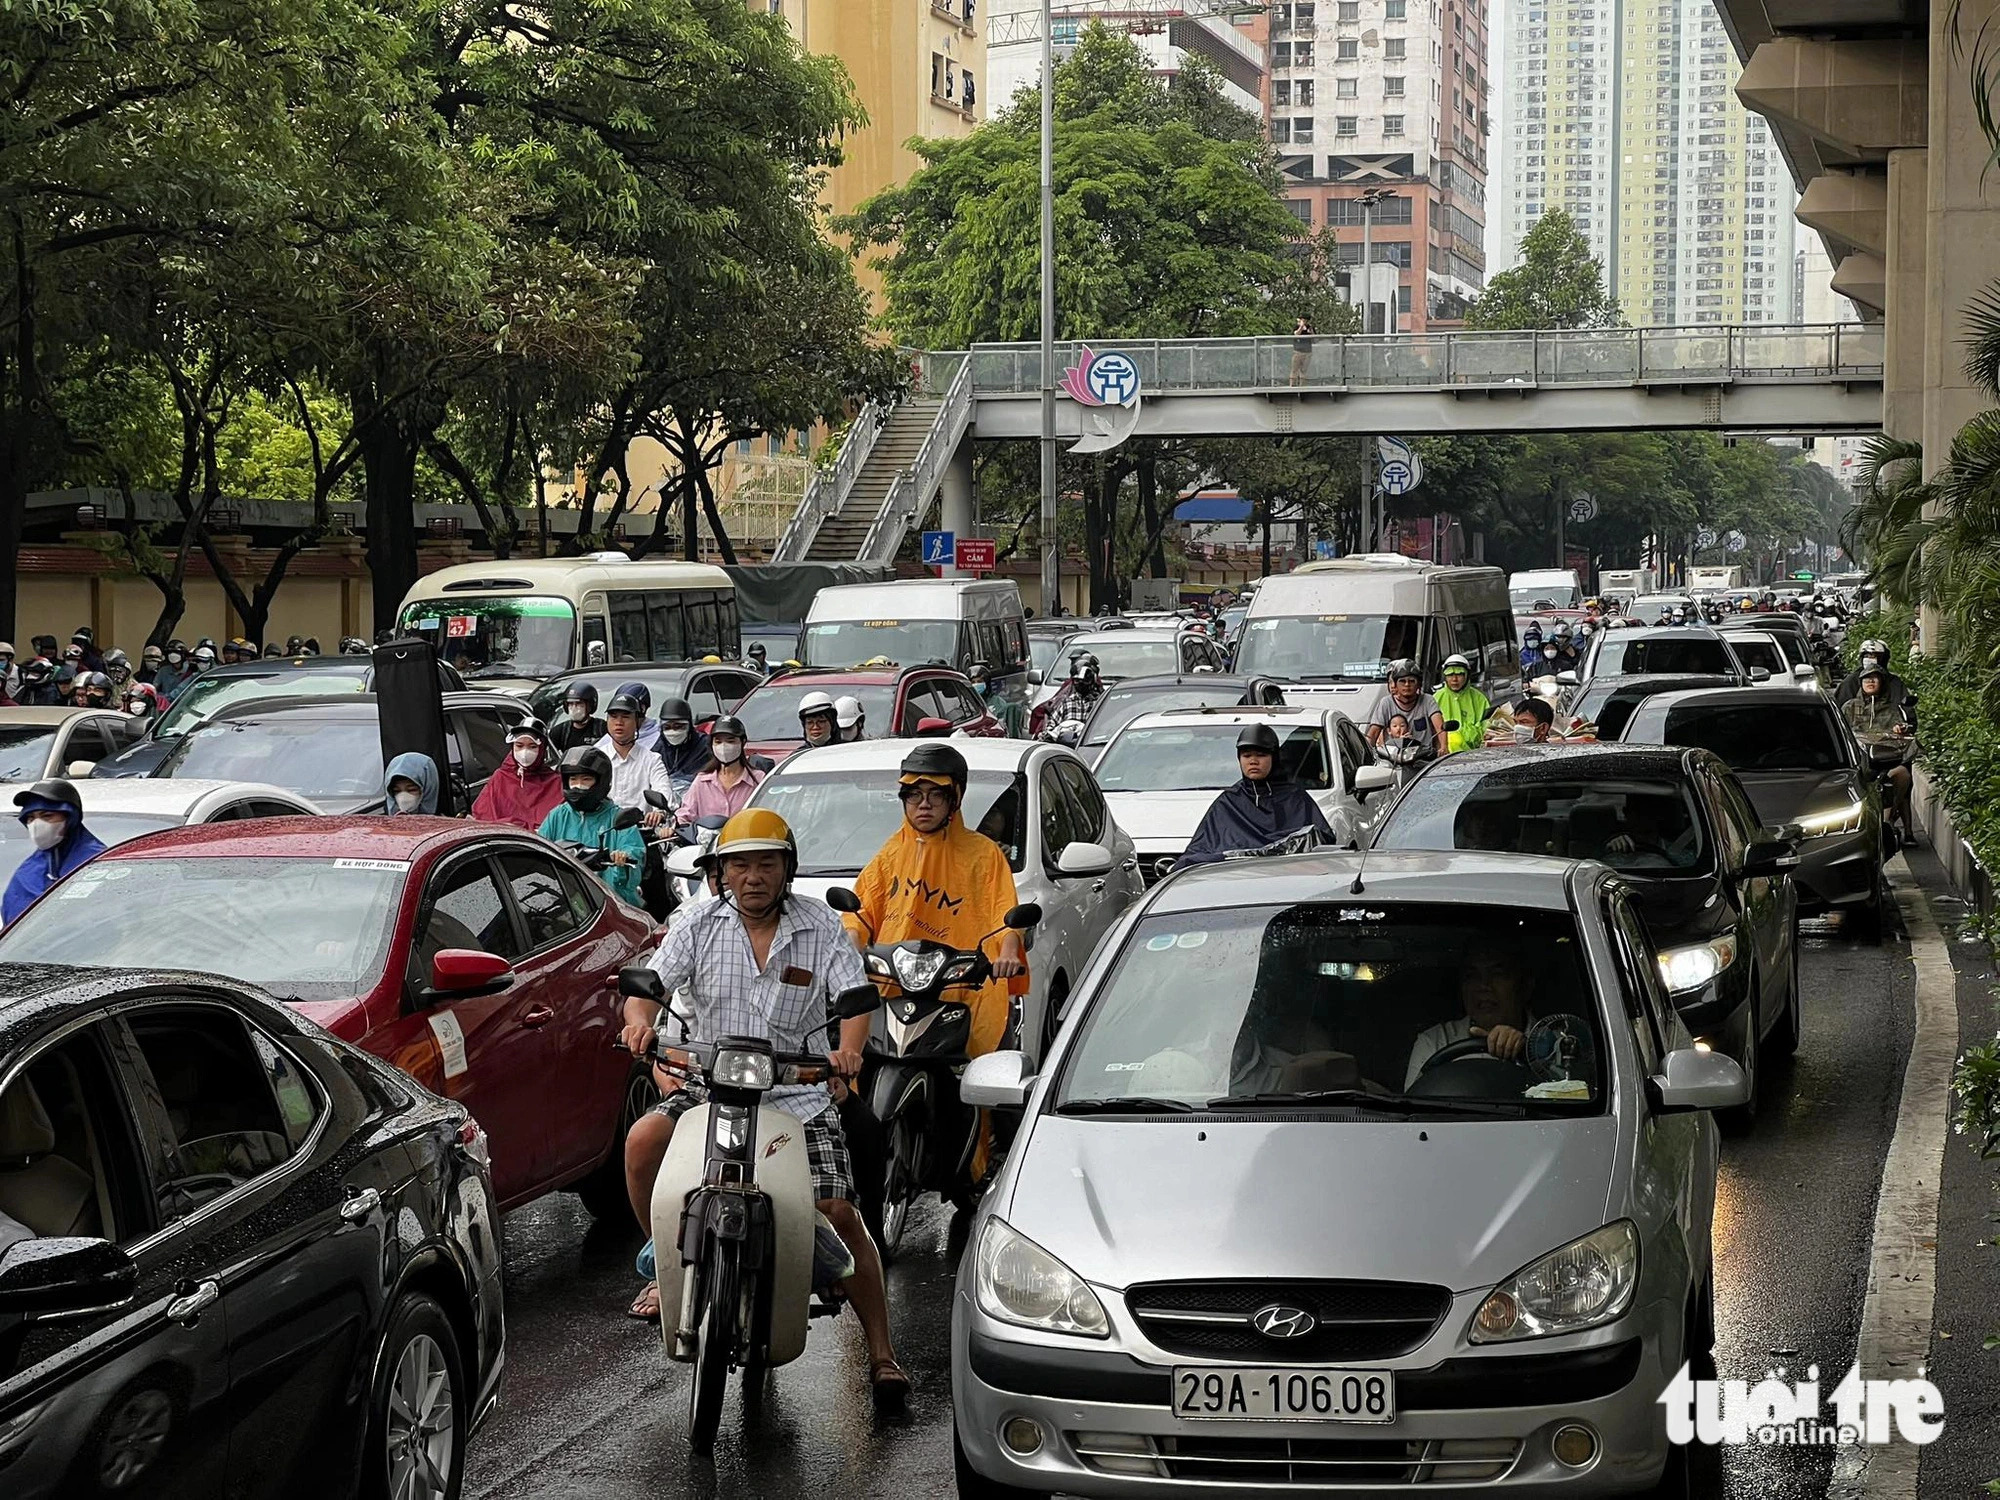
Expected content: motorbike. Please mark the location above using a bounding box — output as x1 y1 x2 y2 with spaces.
658 808 729 910
616 964 883 1450
823 887 1041 1256
1221 826 1326 861
551 803 646 873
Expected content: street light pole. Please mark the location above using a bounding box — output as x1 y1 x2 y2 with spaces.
1355 186 1393 550
1038 0 1058 617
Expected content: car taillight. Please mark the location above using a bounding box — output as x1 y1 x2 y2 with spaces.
456 1118 491 1170
391 1034 449 1096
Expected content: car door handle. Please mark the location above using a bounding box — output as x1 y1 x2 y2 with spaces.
1090 879 1106 893
520 1005 556 1028
166 1279 219 1325
339 1187 382 1223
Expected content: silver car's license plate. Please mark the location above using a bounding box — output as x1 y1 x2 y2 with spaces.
1172 1367 1396 1422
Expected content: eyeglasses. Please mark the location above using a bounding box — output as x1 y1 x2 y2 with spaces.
899 783 952 804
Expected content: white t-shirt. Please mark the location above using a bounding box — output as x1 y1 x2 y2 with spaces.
596 734 677 811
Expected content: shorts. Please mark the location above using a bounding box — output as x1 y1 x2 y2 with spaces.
651 1091 854 1203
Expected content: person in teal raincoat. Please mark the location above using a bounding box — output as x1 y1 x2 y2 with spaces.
537 745 645 905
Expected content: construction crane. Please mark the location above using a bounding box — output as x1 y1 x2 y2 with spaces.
986 0 1269 47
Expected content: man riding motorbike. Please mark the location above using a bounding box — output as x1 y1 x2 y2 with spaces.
1367 659 1447 758
537 746 645 905
620 809 909 1402
1841 666 1915 833
549 681 607 756
1038 650 1106 742
1178 722 1337 869
1518 624 1545 676
597 684 675 825
834 695 866 743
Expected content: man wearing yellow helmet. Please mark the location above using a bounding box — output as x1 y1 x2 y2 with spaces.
619 808 908 1399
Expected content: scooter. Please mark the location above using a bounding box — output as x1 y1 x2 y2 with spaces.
616 964 882 1451
550 804 646 873
823 888 1041 1256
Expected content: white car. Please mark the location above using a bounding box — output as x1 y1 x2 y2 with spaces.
0 707 147 781
0 778 321 853
745 737 1145 1062
1093 705 1398 884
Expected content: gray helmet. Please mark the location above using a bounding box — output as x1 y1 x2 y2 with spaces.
1386 657 1421 683
1236 722 1281 754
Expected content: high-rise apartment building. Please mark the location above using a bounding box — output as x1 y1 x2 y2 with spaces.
1496 0 1796 325
1267 0 1490 331
985 2 1266 116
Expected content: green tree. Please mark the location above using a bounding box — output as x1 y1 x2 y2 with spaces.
1467 210 1621 331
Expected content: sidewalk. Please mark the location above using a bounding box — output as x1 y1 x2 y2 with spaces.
1905 842 2000 1498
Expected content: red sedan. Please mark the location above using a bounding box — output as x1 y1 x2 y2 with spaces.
730 664 1006 760
0 816 656 1213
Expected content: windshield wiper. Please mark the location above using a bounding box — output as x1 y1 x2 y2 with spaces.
1056 1096 1199 1115
1208 1089 1533 1117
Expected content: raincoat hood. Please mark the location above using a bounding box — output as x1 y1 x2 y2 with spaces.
471 737 563 831
383 751 441 816
3 793 106 924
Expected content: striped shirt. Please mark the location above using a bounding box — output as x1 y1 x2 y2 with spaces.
648 895 869 1122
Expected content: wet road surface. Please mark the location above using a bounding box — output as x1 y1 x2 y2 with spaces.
467 891 1921 1498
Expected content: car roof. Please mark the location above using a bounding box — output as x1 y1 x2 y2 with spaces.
0 963 311 1058
760 666 945 686
204 690 523 723
1067 629 1183 644
1718 614 1806 632
1121 704 1334 728
95 813 492 861
1149 849 1588 913
0 779 315 814
1577 673 1737 700
1415 742 1695 778
1624 686 1837 713
1100 673 1263 691
533 661 729 687
755 736 1041 775
1599 625 1723 640
0 707 106 725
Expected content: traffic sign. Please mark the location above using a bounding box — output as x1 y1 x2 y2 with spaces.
1567 492 1599 524
1695 527 1718 549
920 530 954 567
955 538 997 572
1376 436 1423 496
1725 530 1747 554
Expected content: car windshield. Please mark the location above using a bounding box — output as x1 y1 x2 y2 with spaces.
1629 596 1692 619
1232 615 1423 681
154 667 371 739
1082 686 1259 748
0 726 57 781
0 856 404 1000
1726 629 1807 668
1029 635 1083 675
163 717 384 801
732 683 898 741
1376 773 1712 874
1592 636 1735 676
1070 639 1181 680
801 619 957 668
0 811 184 852
1510 585 1581 611
1657 701 1847 772
1096 723 1332 792
750 769 1026 874
1567 679 1720 739
1056 902 1605 1112
397 596 576 679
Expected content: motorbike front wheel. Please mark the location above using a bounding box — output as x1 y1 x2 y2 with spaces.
687 1243 740 1452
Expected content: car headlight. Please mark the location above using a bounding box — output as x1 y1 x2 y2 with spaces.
711 1046 774 1091
975 1218 1110 1338
1657 934 1737 993
892 946 950 992
1471 1221 1640 1342
1796 796 1864 836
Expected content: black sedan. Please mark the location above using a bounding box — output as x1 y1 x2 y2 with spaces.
1073 672 1288 757
1370 743 1800 1124
1620 686 1887 938
0 965 502 1499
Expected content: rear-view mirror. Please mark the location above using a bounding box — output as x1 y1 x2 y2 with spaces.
824 886 862 914
1740 838 1799 878
643 789 673 810
618 964 665 1001
1354 764 1397 795
1442 719 1460 733
1054 842 1114 878
1026 666 1044 686
612 805 645 830
1747 667 1771 683
831 984 881 1021
426 949 515 1002
961 1050 1036 1110
65 760 96 778
1792 664 1818 680
914 716 953 737
1555 671 1579 686
1005 902 1043 930
0 1236 137 1314
1648 1046 1749 1113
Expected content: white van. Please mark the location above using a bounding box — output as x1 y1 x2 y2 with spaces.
1232 555 1518 719
1508 567 1583 612
800 577 1031 726
396 555 739 694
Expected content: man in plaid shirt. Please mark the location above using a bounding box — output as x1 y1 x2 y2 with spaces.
620 808 908 1400
1037 649 1105 742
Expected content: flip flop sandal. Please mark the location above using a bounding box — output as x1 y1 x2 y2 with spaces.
870 1358 912 1404
627 1282 661 1322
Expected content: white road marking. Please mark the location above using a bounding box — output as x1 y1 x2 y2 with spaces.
1827 853 1957 1498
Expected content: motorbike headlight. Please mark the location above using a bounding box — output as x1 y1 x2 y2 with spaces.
1796 796 1864 836
710 1046 774 1092
975 1218 1110 1338
1471 1221 1640 1342
892 946 951 992
1657 934 1737 993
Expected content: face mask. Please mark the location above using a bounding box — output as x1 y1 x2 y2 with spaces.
564 785 597 809
393 790 422 813
1543 646 1558 659
513 746 538 768
167 653 184 666
1861 656 1882 672
1514 720 1537 744
713 741 743 765
28 818 64 851
568 704 590 724
663 726 689 747
126 703 147 716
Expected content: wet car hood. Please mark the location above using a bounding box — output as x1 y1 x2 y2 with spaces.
1731 767 1861 829
1610 871 1731 945
1101 790 1232 850
1001 1115 1618 1293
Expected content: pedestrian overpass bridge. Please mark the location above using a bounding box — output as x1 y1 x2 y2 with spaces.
776 323 1883 563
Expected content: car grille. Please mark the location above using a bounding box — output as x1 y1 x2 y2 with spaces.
1139 855 1178 887
1070 1432 1521 1485
1127 1280 1452 1361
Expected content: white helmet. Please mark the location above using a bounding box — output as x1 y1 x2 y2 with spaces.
1860 638 1890 659
833 695 864 729
1441 653 1473 675
797 690 836 722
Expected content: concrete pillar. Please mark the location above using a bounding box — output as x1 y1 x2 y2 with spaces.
1883 148 1928 443
1797 170 1888 257
937 436 975 578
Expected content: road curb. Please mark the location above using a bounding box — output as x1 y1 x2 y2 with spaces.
1826 853 1958 1499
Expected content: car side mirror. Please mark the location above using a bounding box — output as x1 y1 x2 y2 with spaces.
1054 841 1115 878
1354 763 1398 795
1739 838 1799 878
961 1049 1036 1110
424 949 514 1003
1005 902 1043 930
1647 1046 1750 1113
65 760 96 778
618 964 665 1001
0 1236 137 1314
831 984 881 1021
1793 663 1817 680
1027 666 1044 686
612 805 645 830
1747 667 1771 683
1555 670 1578 686
914 716 953 737
664 845 705 880
1441 719 1460 734
824 886 863 914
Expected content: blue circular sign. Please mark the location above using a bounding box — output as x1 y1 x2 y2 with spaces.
1086 351 1142 405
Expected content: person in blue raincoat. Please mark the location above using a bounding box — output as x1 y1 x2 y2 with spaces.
3 780 108 924
537 746 646 905
1177 723 1335 869
383 752 440 815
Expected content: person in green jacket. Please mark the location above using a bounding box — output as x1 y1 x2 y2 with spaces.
1435 653 1492 753
537 746 646 906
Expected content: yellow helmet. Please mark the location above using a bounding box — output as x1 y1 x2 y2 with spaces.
713 808 797 874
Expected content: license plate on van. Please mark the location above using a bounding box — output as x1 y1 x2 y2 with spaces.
1171 1368 1396 1422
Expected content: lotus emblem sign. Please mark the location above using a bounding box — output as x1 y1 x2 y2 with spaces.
1251 1303 1319 1340
1057 346 1144 455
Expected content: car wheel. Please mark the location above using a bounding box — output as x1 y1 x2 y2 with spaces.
83 1382 176 1492
1719 987 1759 1135
954 1422 1042 1498
1847 882 1886 944
1651 1279 1722 1498
364 1292 465 1500
1768 924 1802 1060
576 1063 660 1220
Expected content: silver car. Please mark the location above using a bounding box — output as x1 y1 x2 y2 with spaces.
952 850 1746 1497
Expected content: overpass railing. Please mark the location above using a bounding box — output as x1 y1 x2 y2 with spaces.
922 323 1884 397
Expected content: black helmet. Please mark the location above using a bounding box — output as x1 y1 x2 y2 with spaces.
558 745 613 811
284 635 305 654
709 714 747 741
262 642 283 657
511 715 549 743
166 638 187 654
21 657 51 684
1069 649 1100 677
563 681 600 713
605 686 645 718
659 696 693 724
340 636 369 655
1236 722 1282 754
899 741 969 788
14 778 82 814
195 637 216 652
84 671 113 698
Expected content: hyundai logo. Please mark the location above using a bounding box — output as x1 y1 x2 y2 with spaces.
1251 1304 1318 1340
